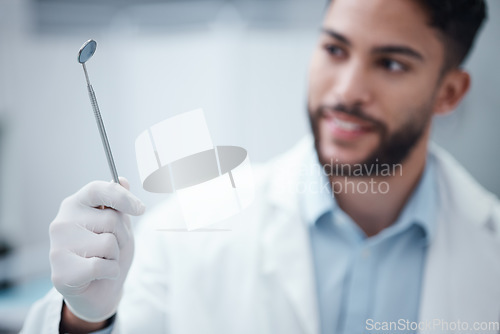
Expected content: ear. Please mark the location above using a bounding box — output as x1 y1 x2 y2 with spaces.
433 69 470 115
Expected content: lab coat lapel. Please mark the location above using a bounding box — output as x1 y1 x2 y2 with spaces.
418 145 500 333
259 138 320 334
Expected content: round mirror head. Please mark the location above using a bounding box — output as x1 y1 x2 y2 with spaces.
78 39 97 64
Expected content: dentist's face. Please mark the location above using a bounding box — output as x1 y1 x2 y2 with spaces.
308 0 445 171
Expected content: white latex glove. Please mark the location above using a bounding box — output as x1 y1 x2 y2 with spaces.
49 177 145 323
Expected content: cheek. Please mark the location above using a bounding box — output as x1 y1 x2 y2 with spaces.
308 51 332 107
379 71 440 125
382 85 435 134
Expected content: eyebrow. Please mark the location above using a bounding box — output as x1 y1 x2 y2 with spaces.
321 28 425 62
373 46 424 62
321 28 351 46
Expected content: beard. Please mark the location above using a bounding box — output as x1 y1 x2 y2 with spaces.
308 100 433 177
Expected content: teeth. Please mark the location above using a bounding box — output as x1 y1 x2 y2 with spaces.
333 117 361 131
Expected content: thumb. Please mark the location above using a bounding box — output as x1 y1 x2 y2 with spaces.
118 176 130 191
77 180 146 216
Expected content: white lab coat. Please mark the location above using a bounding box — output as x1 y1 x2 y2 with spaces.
22 137 500 334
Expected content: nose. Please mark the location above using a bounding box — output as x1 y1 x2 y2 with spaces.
330 61 373 106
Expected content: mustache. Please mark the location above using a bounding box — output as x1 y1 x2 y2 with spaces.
318 103 385 130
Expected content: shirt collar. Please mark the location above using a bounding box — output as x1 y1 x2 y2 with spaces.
301 150 335 225
301 150 438 243
392 155 437 244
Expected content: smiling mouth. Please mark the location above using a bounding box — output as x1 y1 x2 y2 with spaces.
321 111 379 141
333 117 363 131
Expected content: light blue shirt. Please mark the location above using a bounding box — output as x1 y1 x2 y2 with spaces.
305 151 437 334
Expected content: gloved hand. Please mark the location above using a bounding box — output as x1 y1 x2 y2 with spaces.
49 177 146 323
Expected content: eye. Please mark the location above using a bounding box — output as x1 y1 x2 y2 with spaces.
379 58 408 72
324 44 346 58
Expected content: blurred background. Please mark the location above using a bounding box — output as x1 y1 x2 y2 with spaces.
0 0 498 331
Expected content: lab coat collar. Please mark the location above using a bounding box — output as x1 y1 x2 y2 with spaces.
418 144 500 332
260 135 320 334
428 142 496 227
266 136 316 212
300 149 333 227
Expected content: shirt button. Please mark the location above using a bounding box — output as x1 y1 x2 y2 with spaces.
362 249 371 258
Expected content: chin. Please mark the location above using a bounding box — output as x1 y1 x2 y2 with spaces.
316 136 378 167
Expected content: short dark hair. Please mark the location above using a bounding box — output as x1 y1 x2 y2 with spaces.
326 0 488 70
415 0 487 69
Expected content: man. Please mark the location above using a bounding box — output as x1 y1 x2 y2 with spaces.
23 0 500 333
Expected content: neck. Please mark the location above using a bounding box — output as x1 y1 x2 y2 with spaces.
329 132 430 237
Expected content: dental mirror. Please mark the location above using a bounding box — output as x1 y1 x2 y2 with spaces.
77 39 120 184
78 39 97 64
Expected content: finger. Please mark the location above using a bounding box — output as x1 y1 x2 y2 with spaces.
79 209 131 248
51 253 119 294
77 181 146 216
79 232 120 261
118 176 130 191
89 256 120 280
51 210 131 249
99 177 130 209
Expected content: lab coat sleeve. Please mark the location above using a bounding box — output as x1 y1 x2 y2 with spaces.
20 288 64 334
20 285 116 334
